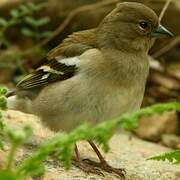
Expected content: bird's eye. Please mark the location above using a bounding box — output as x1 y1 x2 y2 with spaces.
139 21 148 30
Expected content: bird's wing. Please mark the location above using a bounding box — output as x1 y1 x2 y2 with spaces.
17 57 79 90
47 28 97 59
17 29 97 90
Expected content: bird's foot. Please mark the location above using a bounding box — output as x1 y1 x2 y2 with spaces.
72 159 104 176
83 158 125 178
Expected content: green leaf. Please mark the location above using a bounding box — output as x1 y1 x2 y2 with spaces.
0 18 8 27
0 96 7 110
10 9 20 18
21 28 35 37
24 16 50 27
26 2 37 11
18 160 45 177
24 16 37 27
36 2 48 11
35 17 50 26
5 125 32 145
8 19 20 26
148 150 180 164
27 2 48 11
0 88 7 96
0 120 5 130
39 31 52 38
19 4 30 14
119 115 139 130
0 170 23 180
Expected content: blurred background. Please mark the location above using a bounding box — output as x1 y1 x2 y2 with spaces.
0 0 179 147
0 0 179 106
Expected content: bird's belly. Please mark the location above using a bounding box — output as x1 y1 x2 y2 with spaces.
33 82 144 132
97 87 144 123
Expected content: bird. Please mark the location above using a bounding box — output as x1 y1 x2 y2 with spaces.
7 2 173 178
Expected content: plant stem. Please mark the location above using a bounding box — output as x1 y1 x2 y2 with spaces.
6 142 18 170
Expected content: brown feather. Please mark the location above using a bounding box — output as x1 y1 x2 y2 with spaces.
16 29 98 90
47 28 97 59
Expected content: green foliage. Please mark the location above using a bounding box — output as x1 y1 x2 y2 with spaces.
0 170 23 180
17 102 180 178
0 1 51 46
0 88 32 179
0 87 179 179
0 88 7 110
0 46 47 79
5 125 32 169
0 2 50 82
21 15 51 42
148 150 180 164
0 88 7 149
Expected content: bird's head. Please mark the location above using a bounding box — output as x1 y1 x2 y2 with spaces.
97 2 173 53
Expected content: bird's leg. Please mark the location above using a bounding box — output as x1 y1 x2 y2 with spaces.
82 141 125 178
72 144 103 175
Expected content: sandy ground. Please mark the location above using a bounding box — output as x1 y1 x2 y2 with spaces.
2 110 180 180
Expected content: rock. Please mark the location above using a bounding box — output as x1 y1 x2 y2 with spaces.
161 134 180 149
134 111 179 142
1 110 180 179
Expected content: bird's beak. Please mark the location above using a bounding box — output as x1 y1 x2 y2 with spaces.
151 24 174 38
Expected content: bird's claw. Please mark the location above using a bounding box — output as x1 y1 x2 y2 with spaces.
72 159 104 176
82 158 126 178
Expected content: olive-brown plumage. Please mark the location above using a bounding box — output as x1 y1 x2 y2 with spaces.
7 2 173 177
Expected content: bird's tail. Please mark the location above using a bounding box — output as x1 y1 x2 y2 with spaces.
5 89 17 110
6 90 32 113
6 89 16 97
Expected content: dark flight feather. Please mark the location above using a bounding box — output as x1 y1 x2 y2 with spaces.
17 29 97 90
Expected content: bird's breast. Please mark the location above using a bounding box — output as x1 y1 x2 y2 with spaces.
95 82 145 123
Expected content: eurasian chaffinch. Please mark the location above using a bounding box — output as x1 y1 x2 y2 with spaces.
7 2 173 177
